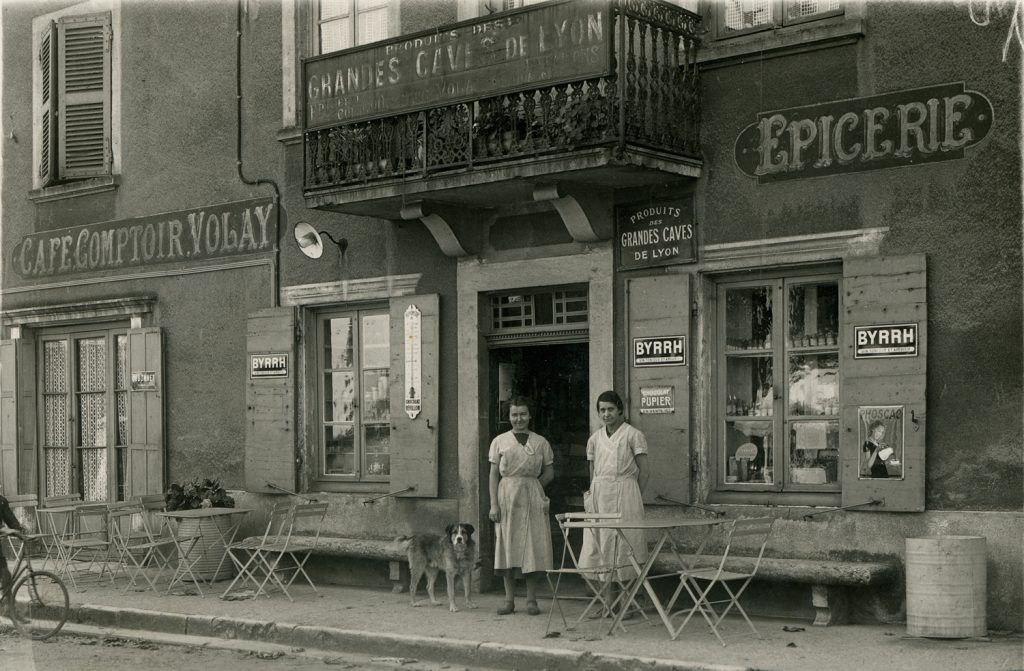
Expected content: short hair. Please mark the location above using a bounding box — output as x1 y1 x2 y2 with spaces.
595 390 624 413
508 395 532 415
868 419 885 432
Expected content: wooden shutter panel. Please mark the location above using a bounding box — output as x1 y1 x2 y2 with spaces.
38 21 58 186
389 294 439 498
125 328 164 499
17 336 37 494
0 341 17 494
57 13 111 180
840 255 927 512
245 308 297 493
626 273 691 503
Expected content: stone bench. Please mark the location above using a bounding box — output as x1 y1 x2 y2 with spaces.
280 535 409 591
650 553 900 626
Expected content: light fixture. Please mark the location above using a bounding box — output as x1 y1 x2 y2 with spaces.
293 222 348 260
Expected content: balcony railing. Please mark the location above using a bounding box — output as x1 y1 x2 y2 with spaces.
303 0 700 193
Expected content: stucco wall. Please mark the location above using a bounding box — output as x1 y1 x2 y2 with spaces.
698 2 1022 512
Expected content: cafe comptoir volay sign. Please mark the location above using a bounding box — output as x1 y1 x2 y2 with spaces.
734 82 993 182
304 0 611 127
11 198 276 279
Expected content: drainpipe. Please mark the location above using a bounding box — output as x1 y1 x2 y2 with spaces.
237 0 282 307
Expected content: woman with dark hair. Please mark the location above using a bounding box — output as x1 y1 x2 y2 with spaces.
578 390 649 603
488 395 554 616
862 419 891 478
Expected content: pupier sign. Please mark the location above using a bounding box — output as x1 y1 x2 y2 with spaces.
734 82 993 182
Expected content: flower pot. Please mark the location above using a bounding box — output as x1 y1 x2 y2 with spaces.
176 514 237 582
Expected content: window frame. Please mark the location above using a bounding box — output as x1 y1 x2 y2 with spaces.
315 305 392 485
37 324 129 502
713 0 844 40
31 0 121 196
713 265 843 500
313 0 399 55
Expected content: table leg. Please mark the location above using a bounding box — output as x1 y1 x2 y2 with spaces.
606 530 672 636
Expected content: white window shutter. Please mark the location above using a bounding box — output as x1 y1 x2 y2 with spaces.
38 21 58 185
57 13 111 180
125 328 165 499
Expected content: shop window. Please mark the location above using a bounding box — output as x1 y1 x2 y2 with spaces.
718 271 841 494
39 328 128 501
317 0 392 53
317 308 391 481
717 0 842 38
33 9 114 188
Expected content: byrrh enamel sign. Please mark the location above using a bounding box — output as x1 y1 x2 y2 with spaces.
734 82 993 183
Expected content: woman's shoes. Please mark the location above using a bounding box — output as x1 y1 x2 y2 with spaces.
526 600 540 616
497 601 515 615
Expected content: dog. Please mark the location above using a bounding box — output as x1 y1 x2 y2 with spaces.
397 523 478 612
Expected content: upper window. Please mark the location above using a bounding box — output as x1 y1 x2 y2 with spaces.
717 0 842 38
717 271 841 494
317 0 391 53
317 308 392 482
34 11 112 187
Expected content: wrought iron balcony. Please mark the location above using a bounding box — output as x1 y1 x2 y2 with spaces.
302 0 701 215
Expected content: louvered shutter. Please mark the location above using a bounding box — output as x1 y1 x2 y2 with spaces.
124 328 164 499
17 336 37 494
840 255 927 512
389 295 440 498
57 13 111 180
38 22 58 186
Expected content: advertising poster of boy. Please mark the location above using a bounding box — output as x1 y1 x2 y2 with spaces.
858 406 905 480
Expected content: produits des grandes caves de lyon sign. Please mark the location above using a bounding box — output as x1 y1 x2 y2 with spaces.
304 0 610 127
734 82 993 182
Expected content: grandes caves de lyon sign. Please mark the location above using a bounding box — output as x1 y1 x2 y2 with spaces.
735 82 993 182
304 0 610 128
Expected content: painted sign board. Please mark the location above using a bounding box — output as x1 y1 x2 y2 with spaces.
858 405 905 481
303 0 611 127
250 353 290 379
639 385 674 414
404 304 423 419
616 198 696 269
11 198 276 279
633 336 686 367
130 371 157 391
854 323 919 358
734 82 993 182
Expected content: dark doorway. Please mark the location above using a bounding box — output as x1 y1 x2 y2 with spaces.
486 342 590 540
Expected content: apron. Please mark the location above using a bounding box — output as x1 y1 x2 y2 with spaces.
491 431 553 574
578 423 647 581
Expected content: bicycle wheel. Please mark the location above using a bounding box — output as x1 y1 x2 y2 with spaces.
11 570 69 640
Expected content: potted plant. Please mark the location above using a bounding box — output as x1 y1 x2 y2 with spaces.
556 94 611 148
165 477 236 511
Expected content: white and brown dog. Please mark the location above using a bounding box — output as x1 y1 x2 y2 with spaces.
397 523 478 612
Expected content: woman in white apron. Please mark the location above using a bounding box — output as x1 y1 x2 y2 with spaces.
488 396 554 616
578 390 650 591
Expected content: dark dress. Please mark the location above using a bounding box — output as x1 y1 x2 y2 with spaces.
862 442 890 478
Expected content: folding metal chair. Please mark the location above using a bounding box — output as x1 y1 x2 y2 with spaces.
667 516 774 646
107 503 178 593
545 512 647 634
221 502 292 599
34 494 82 563
2 495 49 562
54 503 115 591
223 502 329 601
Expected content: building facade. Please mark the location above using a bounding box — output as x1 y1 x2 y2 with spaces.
1 0 1020 629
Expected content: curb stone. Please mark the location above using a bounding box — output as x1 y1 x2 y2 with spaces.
68 604 751 671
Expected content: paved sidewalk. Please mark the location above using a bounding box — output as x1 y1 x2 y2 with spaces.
39 574 1023 671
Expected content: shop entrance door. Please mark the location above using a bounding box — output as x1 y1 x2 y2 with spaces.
482 343 589 587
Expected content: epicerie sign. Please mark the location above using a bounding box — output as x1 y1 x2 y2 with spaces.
854 323 918 358
250 353 290 379
633 336 686 367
